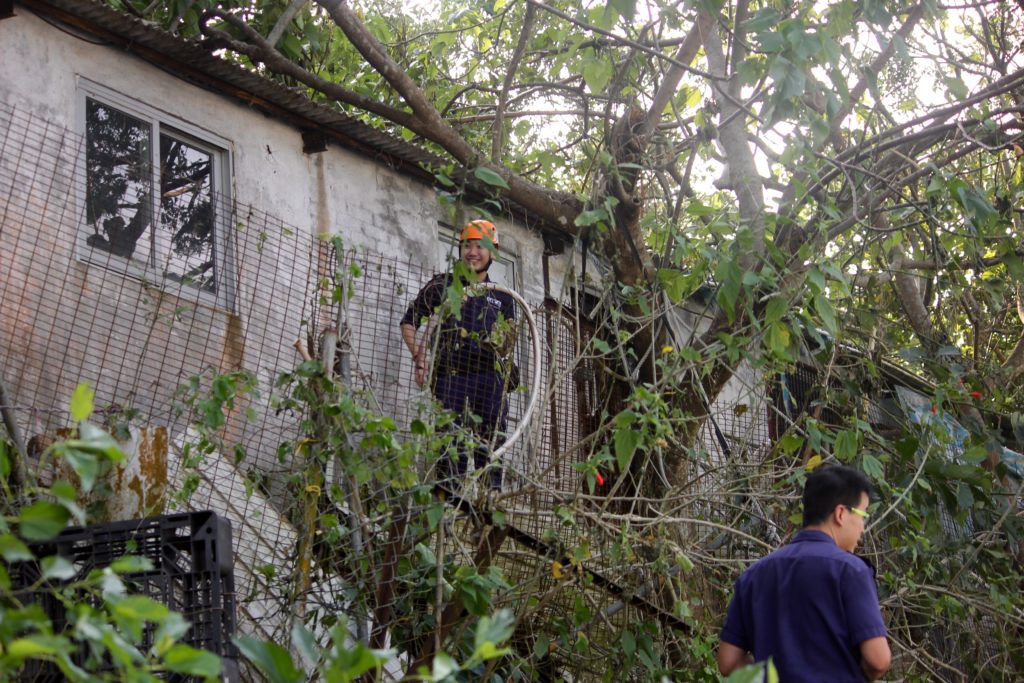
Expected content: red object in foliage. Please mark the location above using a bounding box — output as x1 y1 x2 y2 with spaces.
970 391 982 399
595 472 605 486
931 404 937 413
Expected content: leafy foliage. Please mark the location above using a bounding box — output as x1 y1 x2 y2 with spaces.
75 0 1024 679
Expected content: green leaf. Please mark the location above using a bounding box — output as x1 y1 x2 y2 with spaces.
862 453 884 481
234 636 304 683
41 555 76 581
473 166 509 190
18 501 70 541
614 429 641 471
58 447 100 493
473 608 515 660
152 613 192 656
622 629 636 658
427 502 445 531
534 633 550 660
111 555 155 574
834 429 858 461
725 660 773 683
955 184 997 226
657 268 688 303
431 652 459 679
961 445 989 465
767 322 791 357
112 594 170 622
768 55 806 99
164 643 222 677
8 635 64 659
574 207 609 227
764 296 788 324
582 55 614 93
70 422 124 460
779 434 804 455
0 533 34 562
69 382 95 422
607 0 637 20
956 482 975 509
943 75 969 100
743 8 781 32
813 294 838 335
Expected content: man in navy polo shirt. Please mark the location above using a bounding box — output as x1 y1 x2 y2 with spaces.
718 465 891 681
400 219 516 489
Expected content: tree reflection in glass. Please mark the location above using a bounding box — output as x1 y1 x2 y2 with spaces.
159 133 214 291
84 98 216 293
84 98 153 265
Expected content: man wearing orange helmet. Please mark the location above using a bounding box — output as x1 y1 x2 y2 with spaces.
400 219 517 489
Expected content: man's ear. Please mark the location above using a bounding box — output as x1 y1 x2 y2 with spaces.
832 504 846 525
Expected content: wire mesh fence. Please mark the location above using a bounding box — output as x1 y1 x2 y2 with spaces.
9 95 1007 681
5 99 749 678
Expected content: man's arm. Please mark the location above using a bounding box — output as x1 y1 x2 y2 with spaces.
859 636 891 681
401 322 429 387
400 276 446 387
717 641 753 676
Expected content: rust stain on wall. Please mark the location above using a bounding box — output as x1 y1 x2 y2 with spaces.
140 426 168 514
221 314 246 371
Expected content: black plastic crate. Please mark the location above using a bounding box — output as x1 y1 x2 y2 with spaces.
10 511 239 682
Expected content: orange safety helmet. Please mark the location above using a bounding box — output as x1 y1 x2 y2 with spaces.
459 219 498 247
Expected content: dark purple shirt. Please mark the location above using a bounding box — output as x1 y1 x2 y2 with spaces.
400 273 515 375
720 530 887 683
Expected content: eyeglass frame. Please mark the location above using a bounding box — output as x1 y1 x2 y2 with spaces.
844 504 870 520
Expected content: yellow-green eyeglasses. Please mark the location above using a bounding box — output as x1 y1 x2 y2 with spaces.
845 505 870 520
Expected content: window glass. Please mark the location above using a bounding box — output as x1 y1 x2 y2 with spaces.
159 132 215 291
84 98 153 267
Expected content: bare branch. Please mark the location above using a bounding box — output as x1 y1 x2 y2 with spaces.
199 10 417 128
492 1 536 163
525 0 721 81
312 0 582 229
266 0 308 48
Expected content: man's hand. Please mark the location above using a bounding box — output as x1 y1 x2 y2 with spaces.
860 636 891 681
414 351 429 387
717 641 753 676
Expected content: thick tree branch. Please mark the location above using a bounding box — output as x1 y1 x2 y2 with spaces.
638 15 711 140
698 9 765 268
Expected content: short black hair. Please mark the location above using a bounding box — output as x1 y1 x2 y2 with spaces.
802 465 874 527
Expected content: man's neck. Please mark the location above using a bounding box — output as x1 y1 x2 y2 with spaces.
803 524 839 545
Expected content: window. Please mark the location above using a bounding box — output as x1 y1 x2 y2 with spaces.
79 83 232 303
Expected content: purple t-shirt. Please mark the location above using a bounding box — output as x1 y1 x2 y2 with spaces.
720 530 887 683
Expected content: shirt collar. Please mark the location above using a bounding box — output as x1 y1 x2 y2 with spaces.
792 529 836 545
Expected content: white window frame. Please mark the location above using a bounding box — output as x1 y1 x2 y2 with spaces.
76 79 235 311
